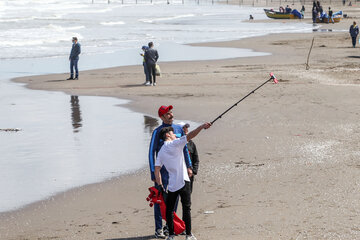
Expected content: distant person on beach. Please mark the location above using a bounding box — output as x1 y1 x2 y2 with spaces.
148 105 193 238
178 122 199 193
312 1 317 23
144 41 159 86
154 122 211 240
279 6 284 13
301 5 305 18
285 5 292 14
249 14 254 20
67 37 81 80
140 45 150 85
349 21 359 48
328 7 334 23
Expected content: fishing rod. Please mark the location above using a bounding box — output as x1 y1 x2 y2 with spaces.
210 72 278 125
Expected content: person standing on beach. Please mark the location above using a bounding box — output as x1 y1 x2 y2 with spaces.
67 37 81 80
144 42 159 86
328 7 334 23
178 122 199 193
312 2 317 23
148 105 193 238
349 21 359 48
154 122 211 240
140 45 150 85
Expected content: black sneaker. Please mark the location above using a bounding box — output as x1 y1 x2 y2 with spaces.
67 77 74 80
163 225 169 236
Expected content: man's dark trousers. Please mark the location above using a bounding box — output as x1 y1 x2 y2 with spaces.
147 63 156 84
352 36 357 47
70 58 79 78
166 181 192 236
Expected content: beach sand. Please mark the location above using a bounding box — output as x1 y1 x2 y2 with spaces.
1 9 360 240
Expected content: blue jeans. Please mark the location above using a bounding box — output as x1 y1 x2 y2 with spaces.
70 59 79 78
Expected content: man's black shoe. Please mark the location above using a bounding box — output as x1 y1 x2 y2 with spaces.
67 77 74 80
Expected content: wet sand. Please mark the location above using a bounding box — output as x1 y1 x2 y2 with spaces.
1 8 360 240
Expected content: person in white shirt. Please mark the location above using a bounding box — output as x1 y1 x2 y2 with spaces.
154 122 211 240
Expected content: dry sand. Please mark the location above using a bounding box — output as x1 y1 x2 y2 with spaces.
1 9 360 240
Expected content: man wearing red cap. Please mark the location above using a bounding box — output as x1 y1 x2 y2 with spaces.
149 105 193 238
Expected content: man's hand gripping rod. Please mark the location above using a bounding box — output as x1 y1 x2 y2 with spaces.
210 73 278 125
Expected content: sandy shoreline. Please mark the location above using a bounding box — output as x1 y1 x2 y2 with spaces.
2 9 360 239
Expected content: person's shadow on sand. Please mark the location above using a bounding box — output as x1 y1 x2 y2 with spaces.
105 236 154 240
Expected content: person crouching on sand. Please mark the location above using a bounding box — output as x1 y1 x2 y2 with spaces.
154 122 211 240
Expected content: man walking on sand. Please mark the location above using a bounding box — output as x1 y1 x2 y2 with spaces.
155 122 211 240
67 37 81 80
144 41 159 86
349 21 359 48
149 105 193 238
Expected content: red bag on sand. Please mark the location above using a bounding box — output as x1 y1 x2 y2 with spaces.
146 186 185 235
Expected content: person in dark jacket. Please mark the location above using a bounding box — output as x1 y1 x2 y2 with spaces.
350 21 359 48
144 41 159 86
179 122 199 193
67 37 81 80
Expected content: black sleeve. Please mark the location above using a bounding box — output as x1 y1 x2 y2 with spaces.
191 142 199 175
155 50 159 62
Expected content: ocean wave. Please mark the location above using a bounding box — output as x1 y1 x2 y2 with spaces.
139 14 195 23
100 21 125 26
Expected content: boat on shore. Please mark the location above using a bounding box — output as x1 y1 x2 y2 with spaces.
264 9 302 19
315 11 342 23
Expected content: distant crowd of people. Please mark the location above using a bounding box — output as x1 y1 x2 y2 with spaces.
311 1 335 23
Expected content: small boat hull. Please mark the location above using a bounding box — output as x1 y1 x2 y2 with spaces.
264 9 294 19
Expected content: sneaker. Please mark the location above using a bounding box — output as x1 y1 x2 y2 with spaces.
185 234 197 240
166 235 175 240
145 82 151 86
163 225 169 236
155 229 166 239
66 77 74 80
153 82 157 86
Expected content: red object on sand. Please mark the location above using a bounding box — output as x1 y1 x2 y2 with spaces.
146 186 186 234
270 72 278 84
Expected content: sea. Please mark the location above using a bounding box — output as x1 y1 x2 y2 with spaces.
0 0 316 213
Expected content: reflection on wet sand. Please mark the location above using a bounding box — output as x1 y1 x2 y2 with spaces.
143 115 159 136
70 96 82 133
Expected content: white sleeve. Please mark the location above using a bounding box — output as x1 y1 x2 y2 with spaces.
171 136 188 149
155 151 163 167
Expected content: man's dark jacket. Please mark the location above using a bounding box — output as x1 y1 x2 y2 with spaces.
70 43 81 60
350 25 359 38
144 48 159 65
187 140 199 175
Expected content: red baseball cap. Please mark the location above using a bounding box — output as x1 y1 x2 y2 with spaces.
158 105 173 117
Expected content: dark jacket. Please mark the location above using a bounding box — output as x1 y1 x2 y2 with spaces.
144 48 159 65
187 140 199 175
350 25 359 38
70 43 81 60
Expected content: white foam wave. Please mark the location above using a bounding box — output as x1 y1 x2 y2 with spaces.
139 14 195 23
0 24 82 47
100 21 125 26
